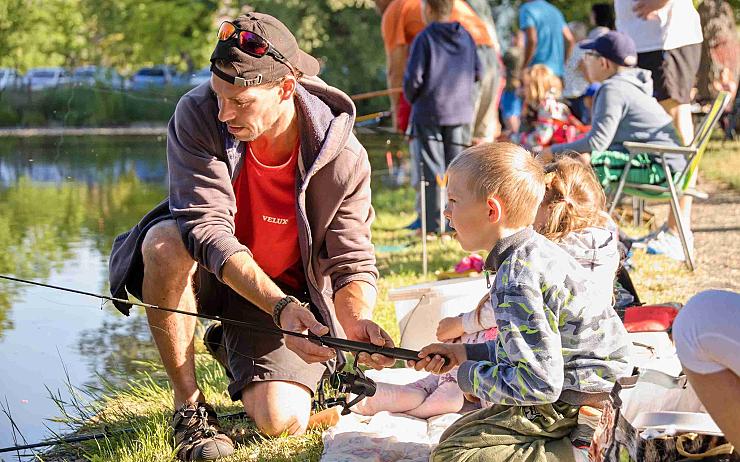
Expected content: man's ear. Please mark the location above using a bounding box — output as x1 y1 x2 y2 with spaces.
279 75 297 100
487 196 503 224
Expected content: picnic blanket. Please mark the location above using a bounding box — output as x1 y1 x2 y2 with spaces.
320 368 464 462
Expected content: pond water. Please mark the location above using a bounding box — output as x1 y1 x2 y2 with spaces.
0 132 400 454
0 136 170 452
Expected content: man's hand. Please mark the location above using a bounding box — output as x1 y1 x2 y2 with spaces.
344 319 396 370
632 0 670 19
436 316 464 342
407 343 467 375
280 302 336 363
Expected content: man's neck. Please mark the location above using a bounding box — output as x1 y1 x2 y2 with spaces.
250 101 299 166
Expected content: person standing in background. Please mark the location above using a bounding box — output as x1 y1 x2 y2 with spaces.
403 0 480 234
614 0 703 146
590 3 615 31
519 0 575 78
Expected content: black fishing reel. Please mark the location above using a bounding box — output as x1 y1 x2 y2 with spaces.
315 354 377 415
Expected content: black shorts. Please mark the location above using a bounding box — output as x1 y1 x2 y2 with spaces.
637 43 701 104
196 268 327 402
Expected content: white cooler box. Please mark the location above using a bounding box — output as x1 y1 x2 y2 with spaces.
388 276 489 350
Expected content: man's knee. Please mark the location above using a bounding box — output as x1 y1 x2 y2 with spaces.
141 220 195 273
242 381 312 436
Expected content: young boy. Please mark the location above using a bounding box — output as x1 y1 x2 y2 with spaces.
539 31 691 261
410 142 631 462
403 0 480 233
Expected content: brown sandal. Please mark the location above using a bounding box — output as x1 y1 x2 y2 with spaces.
171 402 234 461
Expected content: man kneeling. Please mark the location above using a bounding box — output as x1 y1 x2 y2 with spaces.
108 12 393 461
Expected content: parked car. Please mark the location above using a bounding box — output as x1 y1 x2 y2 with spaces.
0 68 23 91
71 66 125 89
129 66 176 90
25 67 71 91
187 67 211 87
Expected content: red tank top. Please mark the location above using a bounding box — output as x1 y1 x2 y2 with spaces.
232 142 305 290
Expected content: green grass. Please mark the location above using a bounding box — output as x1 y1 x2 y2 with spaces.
43 138 740 461
701 138 740 189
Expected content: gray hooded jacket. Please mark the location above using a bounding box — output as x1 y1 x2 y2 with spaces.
552 68 680 154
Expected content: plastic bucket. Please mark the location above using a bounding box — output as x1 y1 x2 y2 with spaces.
388 276 489 350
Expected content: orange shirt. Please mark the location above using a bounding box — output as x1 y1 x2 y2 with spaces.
381 0 493 54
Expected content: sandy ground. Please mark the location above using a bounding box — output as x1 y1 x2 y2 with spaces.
627 179 740 304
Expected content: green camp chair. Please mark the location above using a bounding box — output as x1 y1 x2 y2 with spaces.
606 91 731 271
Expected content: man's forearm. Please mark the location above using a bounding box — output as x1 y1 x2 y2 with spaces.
221 251 285 315
334 280 377 339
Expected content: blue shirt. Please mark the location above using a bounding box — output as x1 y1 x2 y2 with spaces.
519 0 566 77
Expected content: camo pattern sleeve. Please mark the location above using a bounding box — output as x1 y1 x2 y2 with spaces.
458 256 565 405
457 228 632 406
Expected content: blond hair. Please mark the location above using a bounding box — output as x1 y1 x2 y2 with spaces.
538 156 609 242
525 64 562 104
448 142 545 228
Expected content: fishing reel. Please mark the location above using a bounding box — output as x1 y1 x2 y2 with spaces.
315 354 377 415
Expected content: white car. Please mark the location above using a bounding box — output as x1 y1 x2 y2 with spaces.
25 67 71 91
0 68 23 91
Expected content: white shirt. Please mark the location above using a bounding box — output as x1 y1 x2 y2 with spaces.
615 0 702 53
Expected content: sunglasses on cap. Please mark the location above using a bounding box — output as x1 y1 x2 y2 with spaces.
217 21 289 62
213 21 296 87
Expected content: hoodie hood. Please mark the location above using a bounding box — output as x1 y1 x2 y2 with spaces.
292 75 357 181
608 67 654 98
559 225 620 273
427 22 470 53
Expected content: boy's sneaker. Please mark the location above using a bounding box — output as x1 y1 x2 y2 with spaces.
172 402 235 461
646 230 693 261
203 322 233 380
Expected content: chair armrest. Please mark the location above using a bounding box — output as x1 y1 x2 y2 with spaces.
622 141 696 157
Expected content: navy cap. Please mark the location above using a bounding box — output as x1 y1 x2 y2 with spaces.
580 31 638 67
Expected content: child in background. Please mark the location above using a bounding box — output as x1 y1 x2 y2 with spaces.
500 31 525 136
404 0 480 233
514 64 586 151
409 142 631 462
534 156 620 300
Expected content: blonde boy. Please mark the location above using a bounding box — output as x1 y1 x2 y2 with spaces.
411 142 631 462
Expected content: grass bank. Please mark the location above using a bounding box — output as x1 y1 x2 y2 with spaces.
41 138 740 462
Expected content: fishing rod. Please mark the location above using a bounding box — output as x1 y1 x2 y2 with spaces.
0 275 424 363
355 122 475 150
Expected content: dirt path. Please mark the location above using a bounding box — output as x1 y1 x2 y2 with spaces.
628 178 740 304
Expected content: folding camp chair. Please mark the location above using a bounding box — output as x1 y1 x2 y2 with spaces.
606 91 731 271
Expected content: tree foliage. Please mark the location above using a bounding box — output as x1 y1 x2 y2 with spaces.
0 0 387 98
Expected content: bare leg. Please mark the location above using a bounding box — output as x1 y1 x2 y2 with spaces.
141 220 202 409
241 381 313 436
684 368 740 448
405 379 464 419
660 99 694 147
350 381 429 416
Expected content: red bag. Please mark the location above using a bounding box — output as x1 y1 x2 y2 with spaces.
623 304 681 333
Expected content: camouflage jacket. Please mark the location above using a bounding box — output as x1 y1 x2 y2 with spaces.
457 227 632 406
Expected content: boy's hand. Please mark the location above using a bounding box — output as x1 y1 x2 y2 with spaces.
407 343 467 375
436 316 465 342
